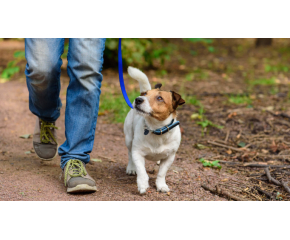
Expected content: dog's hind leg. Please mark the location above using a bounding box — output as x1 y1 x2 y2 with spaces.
124 110 136 175
156 154 175 193
126 150 136 175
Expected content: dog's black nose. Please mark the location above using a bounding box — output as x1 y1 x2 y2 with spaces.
135 97 144 105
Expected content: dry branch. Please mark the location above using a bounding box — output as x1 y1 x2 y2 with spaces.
201 184 248 201
207 141 248 152
281 181 290 194
253 186 275 200
264 168 290 195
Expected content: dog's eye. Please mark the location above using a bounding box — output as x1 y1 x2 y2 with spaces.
157 96 163 101
143 92 147 96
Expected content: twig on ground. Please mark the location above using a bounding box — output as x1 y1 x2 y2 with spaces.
201 184 248 201
257 154 290 160
253 186 275 200
207 141 248 152
281 181 290 194
224 130 230 143
264 167 282 186
264 168 290 195
219 161 290 169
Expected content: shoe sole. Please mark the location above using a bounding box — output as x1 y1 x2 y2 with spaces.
33 144 59 161
67 184 97 193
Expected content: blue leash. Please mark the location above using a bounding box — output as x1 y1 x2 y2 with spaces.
118 38 134 109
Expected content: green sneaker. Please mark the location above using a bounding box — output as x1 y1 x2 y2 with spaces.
33 117 58 160
64 159 97 193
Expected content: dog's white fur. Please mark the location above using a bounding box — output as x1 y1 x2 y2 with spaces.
124 66 181 194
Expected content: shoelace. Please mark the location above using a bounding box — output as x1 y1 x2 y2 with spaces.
40 119 58 144
64 159 87 186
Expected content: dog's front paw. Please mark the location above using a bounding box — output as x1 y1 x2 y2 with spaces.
156 179 170 193
126 164 137 175
137 177 149 194
138 183 149 194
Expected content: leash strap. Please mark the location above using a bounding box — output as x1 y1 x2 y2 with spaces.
118 38 134 109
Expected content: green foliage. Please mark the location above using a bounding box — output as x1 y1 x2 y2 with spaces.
265 64 289 73
197 119 223 136
228 95 252 105
186 94 223 136
199 158 221 169
185 69 208 81
237 141 246 148
1 50 25 81
183 38 214 53
184 38 213 44
104 38 174 68
185 95 201 106
249 78 276 86
99 89 140 123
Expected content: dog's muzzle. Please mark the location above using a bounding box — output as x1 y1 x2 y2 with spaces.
135 97 144 105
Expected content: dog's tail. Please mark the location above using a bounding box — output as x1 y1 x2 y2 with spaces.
128 66 151 93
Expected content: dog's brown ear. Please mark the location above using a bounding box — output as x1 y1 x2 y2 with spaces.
155 83 162 89
171 91 185 109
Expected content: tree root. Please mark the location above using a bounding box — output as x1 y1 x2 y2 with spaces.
264 167 290 195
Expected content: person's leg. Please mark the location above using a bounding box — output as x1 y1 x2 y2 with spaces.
58 38 106 169
25 38 64 160
25 38 64 122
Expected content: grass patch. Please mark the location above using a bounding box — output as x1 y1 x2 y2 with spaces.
184 95 201 106
228 95 252 105
184 69 208 81
265 64 289 73
248 78 276 86
99 89 140 123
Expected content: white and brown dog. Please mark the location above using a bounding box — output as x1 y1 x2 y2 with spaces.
124 66 185 194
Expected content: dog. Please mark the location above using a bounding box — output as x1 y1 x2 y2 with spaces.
124 66 185 194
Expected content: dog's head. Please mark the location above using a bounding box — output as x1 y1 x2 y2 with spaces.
134 83 185 121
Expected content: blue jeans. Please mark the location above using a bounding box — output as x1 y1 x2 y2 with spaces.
25 38 106 169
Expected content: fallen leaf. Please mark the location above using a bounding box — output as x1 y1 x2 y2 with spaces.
194 143 209 150
20 134 31 139
191 113 200 120
91 158 102 162
226 149 232 154
167 192 170 196
238 141 246 148
261 149 269 154
173 170 178 173
227 112 237 118
270 140 278 153
221 178 229 182
109 159 117 163
25 151 31 154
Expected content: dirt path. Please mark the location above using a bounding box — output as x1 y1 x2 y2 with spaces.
0 78 228 201
1 39 290 201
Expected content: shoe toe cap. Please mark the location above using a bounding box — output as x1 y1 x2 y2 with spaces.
68 177 96 188
33 142 57 159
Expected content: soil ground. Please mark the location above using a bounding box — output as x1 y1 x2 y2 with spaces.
1 39 290 201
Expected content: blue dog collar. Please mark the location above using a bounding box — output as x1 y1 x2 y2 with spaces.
144 119 180 135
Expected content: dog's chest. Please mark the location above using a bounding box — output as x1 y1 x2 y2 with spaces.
144 148 173 161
